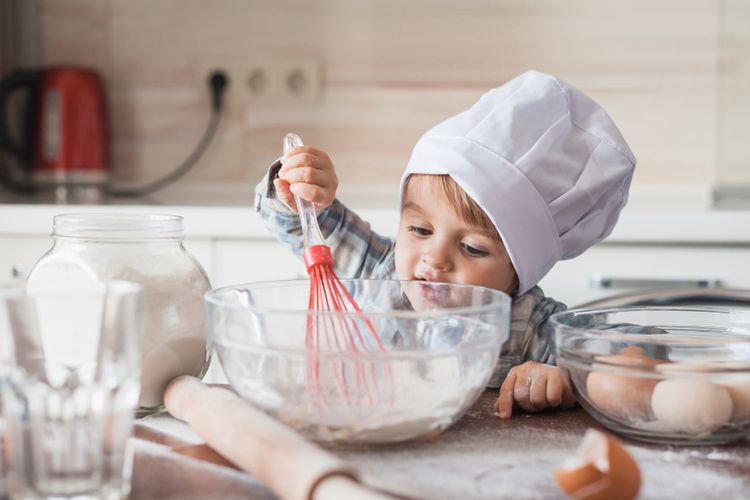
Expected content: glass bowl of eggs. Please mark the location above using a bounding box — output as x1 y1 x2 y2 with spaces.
206 279 511 445
551 306 750 445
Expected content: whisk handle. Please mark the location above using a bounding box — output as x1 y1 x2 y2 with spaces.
296 195 327 248
283 133 327 248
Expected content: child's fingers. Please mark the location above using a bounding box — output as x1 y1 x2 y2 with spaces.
546 372 564 407
273 178 297 212
281 165 335 191
279 154 337 208
561 371 576 408
513 376 537 413
279 154 314 179
280 146 313 165
529 374 548 410
495 371 516 419
289 182 330 206
280 149 332 175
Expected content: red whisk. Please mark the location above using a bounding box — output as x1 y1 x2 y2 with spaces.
283 133 391 409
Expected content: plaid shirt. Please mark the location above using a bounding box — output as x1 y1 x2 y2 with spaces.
255 174 567 388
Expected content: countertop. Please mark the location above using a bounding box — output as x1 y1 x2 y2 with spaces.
134 391 750 499
2 183 750 243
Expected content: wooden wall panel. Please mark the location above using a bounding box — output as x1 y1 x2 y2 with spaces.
718 0 750 185
34 0 734 193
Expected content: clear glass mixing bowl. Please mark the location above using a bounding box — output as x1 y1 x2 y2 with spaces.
551 306 750 445
206 279 510 445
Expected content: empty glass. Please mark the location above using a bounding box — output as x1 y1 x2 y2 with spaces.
0 281 142 500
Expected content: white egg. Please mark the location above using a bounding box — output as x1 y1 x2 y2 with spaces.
723 379 750 422
657 362 750 423
651 379 733 435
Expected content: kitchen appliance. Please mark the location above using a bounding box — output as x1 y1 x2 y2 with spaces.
0 66 109 195
0 67 227 201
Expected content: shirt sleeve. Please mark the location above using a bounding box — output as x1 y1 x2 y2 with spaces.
254 168 395 279
486 286 568 389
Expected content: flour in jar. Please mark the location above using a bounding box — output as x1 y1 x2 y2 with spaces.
115 265 209 409
27 234 211 411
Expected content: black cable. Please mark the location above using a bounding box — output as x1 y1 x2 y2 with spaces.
107 110 219 198
0 71 228 198
0 159 36 194
107 70 228 198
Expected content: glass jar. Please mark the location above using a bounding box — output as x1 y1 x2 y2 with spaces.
26 213 211 415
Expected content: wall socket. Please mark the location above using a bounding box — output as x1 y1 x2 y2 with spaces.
246 59 320 106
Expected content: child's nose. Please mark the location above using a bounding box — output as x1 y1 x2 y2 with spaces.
422 247 451 271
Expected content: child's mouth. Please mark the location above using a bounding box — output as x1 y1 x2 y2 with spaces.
417 280 450 306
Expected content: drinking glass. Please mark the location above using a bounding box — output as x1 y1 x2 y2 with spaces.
0 281 142 500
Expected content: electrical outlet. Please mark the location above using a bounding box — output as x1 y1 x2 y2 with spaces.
192 57 246 111
246 59 320 106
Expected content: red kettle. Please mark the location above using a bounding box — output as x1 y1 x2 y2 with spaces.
0 66 110 190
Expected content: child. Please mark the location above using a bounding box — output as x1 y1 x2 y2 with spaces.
254 70 636 419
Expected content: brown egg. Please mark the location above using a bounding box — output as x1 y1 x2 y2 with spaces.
554 428 641 500
586 346 663 420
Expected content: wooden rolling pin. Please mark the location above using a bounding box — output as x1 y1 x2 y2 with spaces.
164 376 394 500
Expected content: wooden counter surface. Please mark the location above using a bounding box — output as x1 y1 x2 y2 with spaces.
333 392 750 499
132 391 750 499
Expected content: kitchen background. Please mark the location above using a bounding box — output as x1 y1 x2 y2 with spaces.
2 0 749 200
1 0 750 308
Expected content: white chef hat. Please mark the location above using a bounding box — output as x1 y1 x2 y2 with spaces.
401 70 636 294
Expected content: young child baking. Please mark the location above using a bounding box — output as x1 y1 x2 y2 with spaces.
254 70 636 419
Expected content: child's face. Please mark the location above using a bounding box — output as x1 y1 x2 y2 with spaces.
395 175 517 303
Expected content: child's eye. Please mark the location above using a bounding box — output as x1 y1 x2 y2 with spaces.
462 243 489 257
407 225 431 236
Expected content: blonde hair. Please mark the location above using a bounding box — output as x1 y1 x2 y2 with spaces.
405 174 501 241
404 174 519 295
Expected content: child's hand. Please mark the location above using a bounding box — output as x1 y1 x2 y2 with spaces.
493 361 575 419
274 146 338 212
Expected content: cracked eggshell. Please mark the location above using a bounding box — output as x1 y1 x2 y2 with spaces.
554 428 640 500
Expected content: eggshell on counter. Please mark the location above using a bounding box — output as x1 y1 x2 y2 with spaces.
585 346 663 420
650 379 733 434
554 428 640 500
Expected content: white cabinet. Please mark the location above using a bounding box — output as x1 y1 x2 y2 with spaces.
204 239 306 384
538 243 750 307
211 238 306 287
5 233 750 309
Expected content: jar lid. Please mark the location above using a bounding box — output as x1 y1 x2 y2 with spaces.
53 213 185 240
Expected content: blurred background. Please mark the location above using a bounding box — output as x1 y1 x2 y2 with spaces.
1 0 748 204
